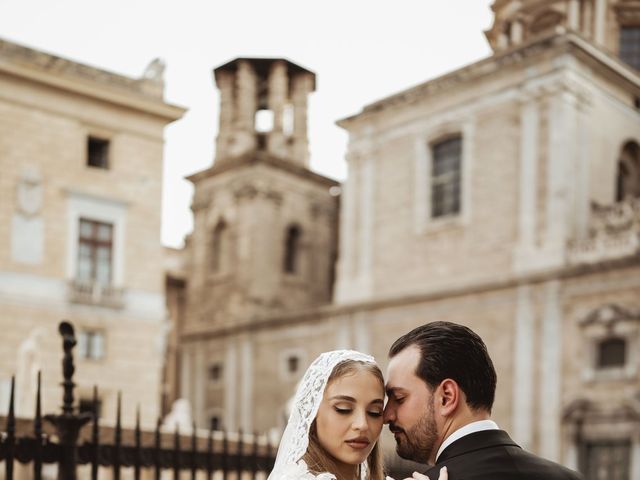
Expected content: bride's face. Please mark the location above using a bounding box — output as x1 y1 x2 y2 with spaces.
315 369 385 468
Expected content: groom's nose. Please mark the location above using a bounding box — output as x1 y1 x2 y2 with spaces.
383 403 396 424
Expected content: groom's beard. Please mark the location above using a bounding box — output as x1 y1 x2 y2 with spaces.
393 402 438 463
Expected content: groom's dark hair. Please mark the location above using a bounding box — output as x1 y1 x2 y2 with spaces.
389 321 497 412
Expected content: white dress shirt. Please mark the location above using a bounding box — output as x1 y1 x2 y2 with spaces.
435 419 500 462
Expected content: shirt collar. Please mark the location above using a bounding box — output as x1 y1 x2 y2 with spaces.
435 419 499 462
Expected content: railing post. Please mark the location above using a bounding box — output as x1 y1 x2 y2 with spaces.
44 322 92 480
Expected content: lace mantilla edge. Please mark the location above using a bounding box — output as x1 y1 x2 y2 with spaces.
268 350 377 480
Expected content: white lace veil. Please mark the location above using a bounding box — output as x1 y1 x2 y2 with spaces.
268 350 378 480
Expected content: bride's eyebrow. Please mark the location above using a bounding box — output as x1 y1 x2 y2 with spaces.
329 395 385 405
328 395 356 402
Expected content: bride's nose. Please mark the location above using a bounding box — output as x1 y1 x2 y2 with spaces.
351 409 369 431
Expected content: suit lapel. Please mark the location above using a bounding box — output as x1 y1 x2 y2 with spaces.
436 430 521 463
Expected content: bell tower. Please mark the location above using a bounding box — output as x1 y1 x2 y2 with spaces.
183 57 338 333
213 58 315 166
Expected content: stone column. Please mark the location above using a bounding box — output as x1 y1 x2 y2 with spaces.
224 341 238 431
239 336 253 432
335 155 359 302
179 345 192 404
234 60 257 155
357 156 375 293
291 72 313 167
594 0 607 45
583 0 593 37
511 20 524 45
193 343 206 427
498 32 509 49
215 70 236 160
268 61 288 158
568 0 581 30
574 92 592 239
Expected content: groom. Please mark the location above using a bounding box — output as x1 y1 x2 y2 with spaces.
383 321 583 480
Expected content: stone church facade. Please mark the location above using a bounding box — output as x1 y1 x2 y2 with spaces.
170 1 640 478
0 38 184 427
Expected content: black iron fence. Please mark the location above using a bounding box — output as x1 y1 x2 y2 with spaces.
0 321 275 480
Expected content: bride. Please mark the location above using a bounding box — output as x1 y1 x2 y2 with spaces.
268 350 447 480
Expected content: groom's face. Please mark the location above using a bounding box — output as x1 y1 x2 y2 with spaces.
384 345 439 464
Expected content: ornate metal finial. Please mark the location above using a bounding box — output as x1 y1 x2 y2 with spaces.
44 321 92 480
59 321 76 415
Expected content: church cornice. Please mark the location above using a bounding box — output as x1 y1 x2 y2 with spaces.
0 38 186 122
186 151 339 189
179 254 640 342
338 30 640 130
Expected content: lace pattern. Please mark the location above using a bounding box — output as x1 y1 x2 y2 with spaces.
268 350 377 480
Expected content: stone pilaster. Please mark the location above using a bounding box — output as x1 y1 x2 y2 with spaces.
514 89 541 271
233 60 257 156
268 61 288 158
291 72 313 167
593 0 607 45
512 285 535 449
511 20 524 45
568 0 581 30
538 280 562 462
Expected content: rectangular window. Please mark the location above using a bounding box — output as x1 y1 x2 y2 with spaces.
208 363 223 383
431 137 462 218
209 416 222 431
620 27 640 70
580 440 631 480
77 218 113 285
78 330 105 360
596 338 626 369
87 136 110 169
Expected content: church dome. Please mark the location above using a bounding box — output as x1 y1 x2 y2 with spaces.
485 0 640 69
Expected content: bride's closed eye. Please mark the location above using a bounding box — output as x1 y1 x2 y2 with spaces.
334 407 352 414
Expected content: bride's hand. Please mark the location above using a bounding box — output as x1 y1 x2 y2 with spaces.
401 466 448 480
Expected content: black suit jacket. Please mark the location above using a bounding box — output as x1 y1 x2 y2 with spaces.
423 430 583 480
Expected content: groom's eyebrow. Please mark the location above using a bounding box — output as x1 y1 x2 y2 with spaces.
385 386 405 397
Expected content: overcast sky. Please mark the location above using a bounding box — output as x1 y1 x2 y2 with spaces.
0 0 494 247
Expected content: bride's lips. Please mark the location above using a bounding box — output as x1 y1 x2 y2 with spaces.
345 437 371 449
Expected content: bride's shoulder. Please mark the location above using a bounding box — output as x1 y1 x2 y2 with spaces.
276 460 336 480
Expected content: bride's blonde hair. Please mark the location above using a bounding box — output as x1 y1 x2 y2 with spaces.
302 359 385 480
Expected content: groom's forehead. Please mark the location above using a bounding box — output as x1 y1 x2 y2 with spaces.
385 345 421 382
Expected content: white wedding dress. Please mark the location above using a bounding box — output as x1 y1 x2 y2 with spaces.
267 350 382 480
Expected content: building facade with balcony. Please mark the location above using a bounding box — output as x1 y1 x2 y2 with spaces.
0 38 185 427
170 1 640 478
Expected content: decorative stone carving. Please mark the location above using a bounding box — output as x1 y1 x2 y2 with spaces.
15 327 46 416
142 58 166 83
580 304 640 328
568 198 640 264
11 167 44 264
16 167 43 217
162 398 194 433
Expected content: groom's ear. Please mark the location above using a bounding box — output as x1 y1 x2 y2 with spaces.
437 379 460 416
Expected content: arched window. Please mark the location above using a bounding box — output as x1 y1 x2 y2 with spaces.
210 220 228 273
431 136 462 218
615 141 640 201
283 225 302 274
